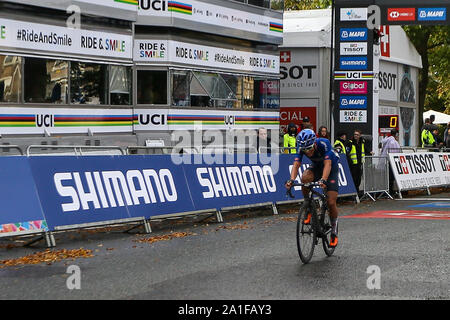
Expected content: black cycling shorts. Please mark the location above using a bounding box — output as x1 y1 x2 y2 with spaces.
305 164 339 192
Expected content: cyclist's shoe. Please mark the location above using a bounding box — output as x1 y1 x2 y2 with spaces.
303 213 312 225
329 234 338 247
329 219 338 247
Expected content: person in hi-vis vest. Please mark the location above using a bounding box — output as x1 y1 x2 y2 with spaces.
283 123 297 154
333 131 350 155
348 129 366 195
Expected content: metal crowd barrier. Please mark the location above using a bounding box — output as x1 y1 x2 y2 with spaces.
361 156 392 201
0 145 24 155
26 145 125 156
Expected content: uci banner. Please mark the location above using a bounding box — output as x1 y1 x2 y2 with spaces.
0 154 356 234
389 152 450 191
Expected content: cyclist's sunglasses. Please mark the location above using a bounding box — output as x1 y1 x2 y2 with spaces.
300 144 315 152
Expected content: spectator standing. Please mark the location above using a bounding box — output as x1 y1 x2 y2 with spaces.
348 129 367 195
432 128 444 149
300 116 313 131
333 131 349 155
317 126 330 141
380 129 401 195
421 118 435 148
446 127 450 148
283 123 297 154
256 127 271 154
443 122 450 145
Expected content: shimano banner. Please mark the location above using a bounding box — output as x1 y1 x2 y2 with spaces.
0 154 356 234
29 155 196 230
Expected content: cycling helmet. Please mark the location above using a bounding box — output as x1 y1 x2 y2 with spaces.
297 129 316 151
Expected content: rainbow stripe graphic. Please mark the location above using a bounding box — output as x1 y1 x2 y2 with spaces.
166 114 279 126
0 114 35 127
269 22 283 33
114 0 138 5
0 114 133 127
54 115 132 127
168 1 193 15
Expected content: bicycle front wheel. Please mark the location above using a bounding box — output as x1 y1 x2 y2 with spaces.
296 206 316 264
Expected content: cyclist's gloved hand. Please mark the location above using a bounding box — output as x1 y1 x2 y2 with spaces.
285 179 295 189
318 178 327 189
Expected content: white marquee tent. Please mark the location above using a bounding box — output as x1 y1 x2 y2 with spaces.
423 110 450 124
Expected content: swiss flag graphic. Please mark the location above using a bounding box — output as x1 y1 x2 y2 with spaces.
380 25 390 58
280 50 291 63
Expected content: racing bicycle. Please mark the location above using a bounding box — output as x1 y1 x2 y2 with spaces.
287 181 336 264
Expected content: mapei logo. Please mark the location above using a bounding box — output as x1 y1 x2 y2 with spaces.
340 96 367 109
340 28 368 41
418 8 447 21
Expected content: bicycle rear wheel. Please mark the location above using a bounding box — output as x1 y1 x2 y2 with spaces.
296 206 316 264
321 212 336 257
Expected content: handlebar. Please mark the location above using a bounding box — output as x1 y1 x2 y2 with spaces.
286 180 323 199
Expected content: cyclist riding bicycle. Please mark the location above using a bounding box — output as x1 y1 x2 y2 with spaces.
285 129 340 247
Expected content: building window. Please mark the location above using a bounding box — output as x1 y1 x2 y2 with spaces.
243 77 280 109
221 74 243 109
70 62 108 105
247 0 270 9
0 55 22 103
137 70 167 105
110 65 132 105
169 70 279 109
258 79 280 109
25 58 68 104
172 70 190 107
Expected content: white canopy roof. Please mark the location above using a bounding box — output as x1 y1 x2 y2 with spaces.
282 9 332 48
423 110 450 125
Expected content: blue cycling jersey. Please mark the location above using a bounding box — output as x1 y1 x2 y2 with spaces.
295 138 339 168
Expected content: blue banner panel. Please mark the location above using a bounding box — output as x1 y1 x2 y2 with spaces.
339 56 368 70
275 154 357 199
0 157 48 235
29 156 196 230
182 154 357 209
182 154 281 210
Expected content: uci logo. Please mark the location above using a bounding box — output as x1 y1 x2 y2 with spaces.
140 0 167 11
139 114 166 126
36 114 54 127
224 115 235 126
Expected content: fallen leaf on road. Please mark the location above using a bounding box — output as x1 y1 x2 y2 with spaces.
0 248 94 268
133 232 196 244
216 224 252 231
280 217 297 222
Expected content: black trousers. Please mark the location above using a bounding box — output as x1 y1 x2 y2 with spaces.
350 164 363 193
